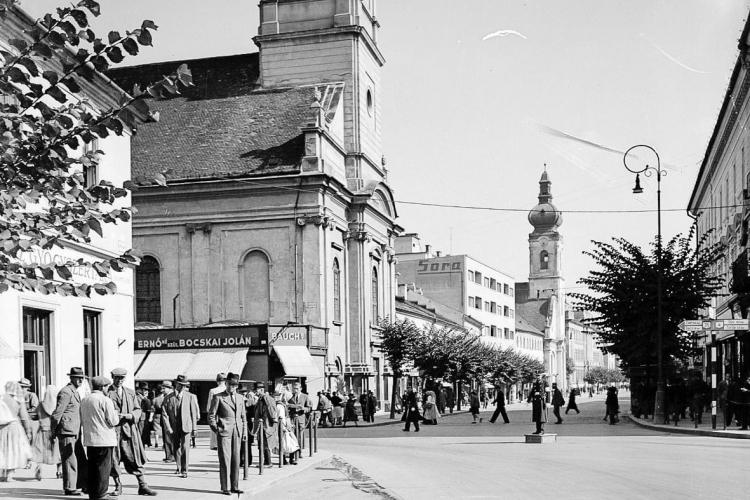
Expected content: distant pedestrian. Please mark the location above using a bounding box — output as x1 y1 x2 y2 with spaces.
436 386 447 415
718 374 730 430
489 388 510 424
551 383 565 424
445 386 455 414
367 390 377 423
528 381 547 434
343 393 359 427
469 391 481 424
688 375 708 428
152 381 173 462
31 385 61 481
402 389 421 432
81 376 119 500
0 381 33 482
565 387 580 414
359 392 369 423
251 382 277 466
422 390 439 425
330 391 343 426
207 373 227 452
51 367 87 496
316 391 333 427
136 383 152 447
605 386 619 425
19 378 39 422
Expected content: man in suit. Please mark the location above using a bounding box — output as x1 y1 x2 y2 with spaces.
107 368 156 496
51 366 87 496
287 382 312 462
489 387 510 424
251 381 277 466
207 373 227 451
152 381 173 462
163 374 199 478
208 373 247 495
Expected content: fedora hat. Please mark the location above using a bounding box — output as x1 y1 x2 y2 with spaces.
226 373 240 386
173 374 189 386
161 380 173 389
67 367 85 378
18 378 31 388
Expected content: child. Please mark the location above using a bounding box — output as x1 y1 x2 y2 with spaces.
469 390 481 423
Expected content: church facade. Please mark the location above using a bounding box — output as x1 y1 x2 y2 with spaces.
515 171 568 390
109 0 401 411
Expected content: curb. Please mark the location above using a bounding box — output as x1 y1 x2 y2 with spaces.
625 415 750 439
326 409 473 428
247 451 334 497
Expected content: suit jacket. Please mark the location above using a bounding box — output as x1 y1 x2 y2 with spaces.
208 391 247 438
287 392 312 425
51 383 82 437
164 390 199 434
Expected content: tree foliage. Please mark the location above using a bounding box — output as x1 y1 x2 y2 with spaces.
0 0 192 296
571 225 723 372
379 317 422 418
583 366 625 386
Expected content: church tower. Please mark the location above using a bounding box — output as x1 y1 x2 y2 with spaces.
527 169 564 299
255 0 385 192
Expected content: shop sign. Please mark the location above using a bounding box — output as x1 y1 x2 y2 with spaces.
135 326 267 350
270 325 308 346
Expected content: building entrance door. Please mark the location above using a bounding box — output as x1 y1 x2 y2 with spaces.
22 307 52 392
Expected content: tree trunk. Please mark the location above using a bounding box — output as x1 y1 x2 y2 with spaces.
454 379 461 411
389 372 400 420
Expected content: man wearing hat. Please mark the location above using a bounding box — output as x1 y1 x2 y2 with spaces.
80 376 119 500
51 367 87 496
207 373 227 451
151 382 172 462
251 381 277 467
19 378 39 418
163 375 199 478
208 373 247 495
107 368 156 496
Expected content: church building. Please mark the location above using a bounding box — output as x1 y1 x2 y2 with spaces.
109 0 401 413
515 170 568 390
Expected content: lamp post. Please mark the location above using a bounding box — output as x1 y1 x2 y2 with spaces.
623 144 667 423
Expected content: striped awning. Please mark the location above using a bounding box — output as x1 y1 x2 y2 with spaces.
135 348 249 382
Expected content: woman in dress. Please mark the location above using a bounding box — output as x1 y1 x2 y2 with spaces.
422 389 439 425
565 387 580 415
274 388 299 465
330 391 343 426
31 385 61 480
605 385 620 425
0 381 33 481
469 390 481 423
342 393 359 427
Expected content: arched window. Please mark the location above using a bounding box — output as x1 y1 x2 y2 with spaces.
540 250 549 270
136 256 161 323
242 250 270 322
371 267 379 321
333 259 341 322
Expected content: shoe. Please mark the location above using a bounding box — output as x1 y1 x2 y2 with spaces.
64 491 83 496
35 466 42 481
112 480 122 496
221 491 231 496
402 429 409 432
231 489 244 494
138 484 157 496
532 431 540 434
180 472 188 478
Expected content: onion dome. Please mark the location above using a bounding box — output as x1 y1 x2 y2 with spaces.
528 170 562 231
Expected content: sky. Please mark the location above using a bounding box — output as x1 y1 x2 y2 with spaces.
20 0 750 294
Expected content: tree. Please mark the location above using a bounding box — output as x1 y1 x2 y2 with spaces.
0 1 192 296
566 356 575 376
583 366 608 387
379 317 421 419
571 226 723 375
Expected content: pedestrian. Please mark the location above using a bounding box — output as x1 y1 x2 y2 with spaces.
136 383 152 448
107 368 156 496
565 387 580 415
551 383 565 424
528 381 547 434
0 381 33 482
81 376 119 500
31 385 61 481
605 385 619 425
489 387 510 424
467 390 480 423
718 374 730 430
316 391 333 427
436 386 446 415
343 393 359 427
251 382 277 466
422 389 439 425
688 374 708 428
208 372 246 495
51 366 88 496
274 388 300 465
287 382 311 461
402 388 421 432
152 382 173 463
739 375 750 431
163 374 199 478
359 391 369 423
19 378 39 424
207 373 227 452
445 386 455 414
330 391 343 426
367 390 378 423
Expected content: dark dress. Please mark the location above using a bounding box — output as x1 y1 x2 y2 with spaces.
566 389 579 413
605 387 619 425
343 397 359 424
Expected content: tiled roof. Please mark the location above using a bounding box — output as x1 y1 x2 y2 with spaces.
107 53 319 181
515 298 550 334
395 296 462 330
515 314 544 336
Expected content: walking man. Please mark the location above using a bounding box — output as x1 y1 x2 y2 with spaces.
287 382 312 461
489 387 510 424
152 382 173 462
81 376 119 500
252 382 278 466
528 381 547 434
551 383 565 424
565 387 580 414
402 388 421 432
51 366 87 496
163 375 199 478
107 368 156 496
367 390 378 423
208 373 246 496
207 373 227 451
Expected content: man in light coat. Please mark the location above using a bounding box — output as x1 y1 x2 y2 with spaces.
107 368 156 496
286 382 312 461
207 373 227 451
208 373 247 495
163 375 199 478
81 376 119 500
51 366 87 496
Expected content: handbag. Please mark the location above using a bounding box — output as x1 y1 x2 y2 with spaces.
282 428 300 453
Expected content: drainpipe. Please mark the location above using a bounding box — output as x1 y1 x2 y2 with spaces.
172 294 180 328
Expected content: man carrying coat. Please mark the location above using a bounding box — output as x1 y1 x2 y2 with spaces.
208 373 247 495
107 368 156 496
51 366 87 496
163 375 199 478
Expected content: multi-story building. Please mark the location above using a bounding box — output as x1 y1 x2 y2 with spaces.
0 6 137 391
687 12 750 381
566 313 586 386
395 234 517 349
110 0 401 412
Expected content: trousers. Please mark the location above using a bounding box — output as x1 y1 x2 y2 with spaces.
489 405 509 423
110 441 144 482
217 430 241 492
58 435 87 492
86 446 112 500
174 432 190 473
161 419 174 461
553 405 563 423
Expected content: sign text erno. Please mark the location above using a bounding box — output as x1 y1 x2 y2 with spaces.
135 326 267 351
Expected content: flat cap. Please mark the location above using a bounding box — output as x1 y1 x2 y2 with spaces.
111 368 127 377
18 378 31 387
161 381 173 389
91 376 112 389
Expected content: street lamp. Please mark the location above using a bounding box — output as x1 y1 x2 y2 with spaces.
623 144 667 423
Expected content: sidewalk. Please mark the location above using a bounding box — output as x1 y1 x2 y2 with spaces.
627 414 750 439
0 429 331 500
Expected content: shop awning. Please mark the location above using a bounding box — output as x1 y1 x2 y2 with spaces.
272 345 320 378
135 349 196 381
185 348 248 381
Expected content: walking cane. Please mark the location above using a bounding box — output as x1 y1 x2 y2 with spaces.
313 410 318 453
258 426 263 476
243 418 248 480
278 418 284 468
309 411 313 457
